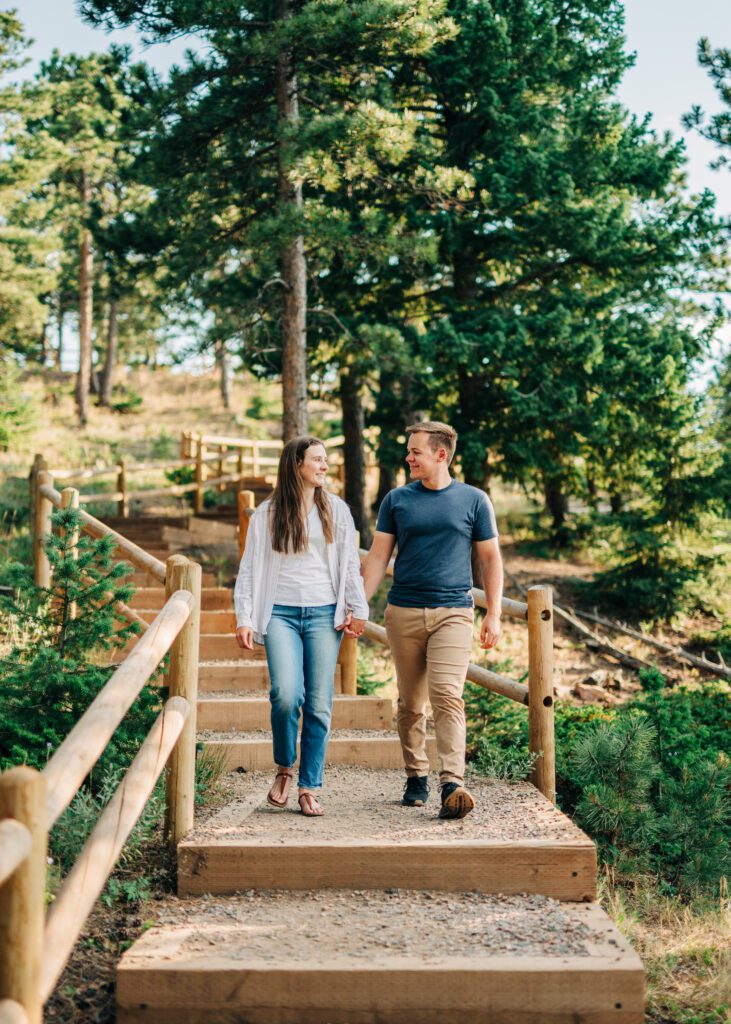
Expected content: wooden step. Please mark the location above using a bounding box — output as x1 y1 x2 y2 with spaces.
198 663 343 693
130 588 233 611
177 768 595 901
117 894 643 1023
200 730 435 771
137 608 236 633
197 635 265 660
197 695 391 732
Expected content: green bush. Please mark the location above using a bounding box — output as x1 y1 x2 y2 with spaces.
0 506 159 778
0 356 36 451
467 669 731 895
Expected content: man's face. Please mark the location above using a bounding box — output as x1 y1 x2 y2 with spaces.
405 432 444 478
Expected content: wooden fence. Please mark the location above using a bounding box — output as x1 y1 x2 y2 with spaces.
44 432 347 517
0 471 202 1023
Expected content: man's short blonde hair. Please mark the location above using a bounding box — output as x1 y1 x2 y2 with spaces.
406 421 458 465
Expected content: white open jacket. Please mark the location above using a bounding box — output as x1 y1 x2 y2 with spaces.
234 493 369 642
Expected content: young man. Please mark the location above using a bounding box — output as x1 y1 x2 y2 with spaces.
362 421 502 819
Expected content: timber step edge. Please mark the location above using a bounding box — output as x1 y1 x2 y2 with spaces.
116 900 643 1024
201 731 437 771
197 695 392 731
198 663 343 693
178 837 596 901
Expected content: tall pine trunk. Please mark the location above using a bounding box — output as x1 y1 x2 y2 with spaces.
99 298 118 407
76 170 93 426
276 0 307 441
216 338 231 410
56 306 64 370
340 368 371 546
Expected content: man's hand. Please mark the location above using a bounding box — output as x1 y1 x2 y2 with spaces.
235 626 254 650
480 611 501 649
344 617 366 639
337 613 366 638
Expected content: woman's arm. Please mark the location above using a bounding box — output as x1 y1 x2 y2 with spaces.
340 509 369 621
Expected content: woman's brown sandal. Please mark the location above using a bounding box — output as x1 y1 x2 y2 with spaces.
298 791 323 817
267 769 293 808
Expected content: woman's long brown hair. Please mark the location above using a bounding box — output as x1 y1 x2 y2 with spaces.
269 436 334 553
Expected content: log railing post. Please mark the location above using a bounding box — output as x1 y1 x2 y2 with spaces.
252 440 261 477
164 556 201 847
117 461 128 518
194 436 205 515
217 445 226 492
527 585 555 803
237 490 255 561
0 767 47 1024
28 455 46 545
237 447 244 489
337 636 358 696
60 487 79 620
33 471 53 588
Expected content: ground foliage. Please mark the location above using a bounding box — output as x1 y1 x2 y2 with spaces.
467 667 731 896
0 506 160 775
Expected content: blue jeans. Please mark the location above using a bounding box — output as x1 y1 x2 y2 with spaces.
264 604 341 790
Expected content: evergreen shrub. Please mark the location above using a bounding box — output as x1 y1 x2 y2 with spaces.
0 505 160 778
467 670 731 894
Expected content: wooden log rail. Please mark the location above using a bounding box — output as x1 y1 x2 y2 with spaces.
0 478 203 1021
46 431 346 514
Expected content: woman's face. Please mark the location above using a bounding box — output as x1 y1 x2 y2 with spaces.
298 444 328 488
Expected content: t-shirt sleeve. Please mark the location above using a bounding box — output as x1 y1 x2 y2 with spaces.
473 492 498 541
376 491 396 535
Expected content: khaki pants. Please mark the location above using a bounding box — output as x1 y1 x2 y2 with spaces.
385 604 474 785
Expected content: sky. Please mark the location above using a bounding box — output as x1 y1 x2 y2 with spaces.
8 0 731 371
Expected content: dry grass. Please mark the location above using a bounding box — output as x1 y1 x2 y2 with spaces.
602 878 731 1024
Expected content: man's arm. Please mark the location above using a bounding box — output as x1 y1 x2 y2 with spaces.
475 537 503 649
361 531 397 602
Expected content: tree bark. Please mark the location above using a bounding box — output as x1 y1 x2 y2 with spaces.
276 0 308 441
99 298 118 407
56 307 64 370
543 476 569 538
76 170 93 426
340 368 371 546
215 338 231 411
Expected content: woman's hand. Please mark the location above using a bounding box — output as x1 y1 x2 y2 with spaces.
235 626 254 650
345 617 366 639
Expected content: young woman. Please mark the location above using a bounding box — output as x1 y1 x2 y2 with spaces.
234 436 368 817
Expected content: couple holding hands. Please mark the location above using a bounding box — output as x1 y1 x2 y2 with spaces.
234 421 503 820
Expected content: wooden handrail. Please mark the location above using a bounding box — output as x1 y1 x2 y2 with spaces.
38 483 166 582
40 697 189 1001
0 823 31 889
0 999 28 1023
43 590 194 828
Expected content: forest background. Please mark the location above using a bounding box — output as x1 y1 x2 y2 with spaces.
0 2 730 1022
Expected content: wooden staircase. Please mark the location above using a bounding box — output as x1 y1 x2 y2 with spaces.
113 515 644 1023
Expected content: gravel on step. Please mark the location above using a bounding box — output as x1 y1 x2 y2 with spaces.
146 890 605 963
199 728 396 740
188 767 584 843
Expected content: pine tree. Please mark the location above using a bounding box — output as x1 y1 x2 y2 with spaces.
571 714 660 879
0 506 158 777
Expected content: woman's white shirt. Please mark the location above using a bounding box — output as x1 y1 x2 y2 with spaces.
234 493 369 641
273 505 337 607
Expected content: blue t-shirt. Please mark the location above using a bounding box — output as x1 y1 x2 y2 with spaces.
376 480 498 608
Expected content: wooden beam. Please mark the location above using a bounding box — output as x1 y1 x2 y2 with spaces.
41 698 189 1001
43 590 193 828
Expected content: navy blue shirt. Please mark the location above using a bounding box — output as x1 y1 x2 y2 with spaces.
376 480 498 608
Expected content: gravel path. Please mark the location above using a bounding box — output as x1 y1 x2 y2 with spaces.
188 767 585 843
146 890 606 963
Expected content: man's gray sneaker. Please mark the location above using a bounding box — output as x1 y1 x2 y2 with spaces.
402 775 430 806
438 781 475 820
